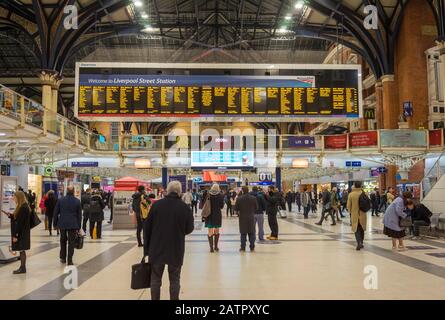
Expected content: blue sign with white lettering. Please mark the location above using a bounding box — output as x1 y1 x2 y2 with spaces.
378 167 388 173
71 162 99 167
346 161 361 167
288 136 316 148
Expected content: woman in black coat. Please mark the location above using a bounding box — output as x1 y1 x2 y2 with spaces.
2 191 31 274
44 190 57 236
204 184 224 252
89 191 105 239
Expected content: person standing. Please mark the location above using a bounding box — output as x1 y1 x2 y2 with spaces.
316 187 336 226
44 190 57 236
285 190 294 213
204 184 224 252
265 185 279 240
53 186 82 265
225 190 233 217
301 187 311 219
108 192 114 224
235 186 258 252
295 191 301 213
191 189 199 216
143 181 194 300
2 191 31 274
406 200 431 239
132 185 146 247
370 188 379 217
383 192 412 251
379 189 388 212
347 181 368 251
81 188 91 233
386 187 395 205
250 186 266 242
89 190 105 239
181 189 193 209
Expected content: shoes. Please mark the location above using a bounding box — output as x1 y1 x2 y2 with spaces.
315 222 322 226
67 261 74 266
208 235 214 253
138 243 143 247
60 259 66 264
330 223 336 226
250 247 255 252
398 246 407 252
356 245 361 251
214 234 220 252
337 218 341 222
239 248 246 252
107 221 112 224
12 267 26 274
267 236 278 240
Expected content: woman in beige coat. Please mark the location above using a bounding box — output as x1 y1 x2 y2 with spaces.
347 181 367 251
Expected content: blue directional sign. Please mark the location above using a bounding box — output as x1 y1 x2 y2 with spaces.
346 161 362 167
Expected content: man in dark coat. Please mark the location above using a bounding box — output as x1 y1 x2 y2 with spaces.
250 186 267 241
315 187 336 226
295 191 301 213
235 186 258 251
285 190 294 212
265 185 280 240
81 188 91 233
54 186 82 265
89 191 105 239
132 185 146 247
144 181 194 300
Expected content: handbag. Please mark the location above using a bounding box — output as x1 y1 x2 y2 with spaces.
74 232 84 250
131 256 151 290
399 216 413 228
29 211 41 229
201 199 211 218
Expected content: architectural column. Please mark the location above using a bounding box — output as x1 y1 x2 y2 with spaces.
385 165 398 191
359 118 368 131
39 70 61 133
381 75 399 129
375 81 383 129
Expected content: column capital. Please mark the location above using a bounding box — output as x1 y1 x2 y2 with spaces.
375 80 383 88
380 74 395 83
38 70 63 88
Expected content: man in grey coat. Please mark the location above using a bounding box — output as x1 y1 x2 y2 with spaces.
235 186 258 252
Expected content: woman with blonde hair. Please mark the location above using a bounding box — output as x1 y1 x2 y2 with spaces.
203 183 224 252
1 191 31 274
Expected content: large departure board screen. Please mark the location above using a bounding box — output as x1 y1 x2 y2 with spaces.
75 63 362 121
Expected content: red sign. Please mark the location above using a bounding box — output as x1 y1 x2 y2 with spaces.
429 129 442 146
349 131 378 148
324 135 347 150
203 171 227 182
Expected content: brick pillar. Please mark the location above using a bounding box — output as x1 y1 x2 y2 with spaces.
385 165 397 192
395 0 436 129
375 81 383 129
359 118 368 131
381 75 399 129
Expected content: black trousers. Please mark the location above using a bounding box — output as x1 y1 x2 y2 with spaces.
371 204 379 216
267 214 279 237
355 222 365 245
226 203 233 216
318 207 335 224
46 214 54 232
191 201 198 214
82 212 89 233
136 214 143 245
287 201 292 212
413 220 429 236
240 233 255 249
90 220 102 239
303 205 310 218
296 203 301 212
60 229 76 263
379 202 387 212
150 264 182 300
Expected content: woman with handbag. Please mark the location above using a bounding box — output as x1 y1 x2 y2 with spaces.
383 192 412 251
2 191 31 274
204 184 224 252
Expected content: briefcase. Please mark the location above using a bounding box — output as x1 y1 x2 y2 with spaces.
74 232 84 250
131 256 151 290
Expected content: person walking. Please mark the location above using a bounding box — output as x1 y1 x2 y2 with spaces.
265 185 279 240
295 191 301 213
250 186 266 242
285 190 294 212
81 188 91 233
204 184 224 252
143 181 194 300
225 190 233 217
340 189 348 217
301 188 311 219
53 186 82 265
44 190 57 236
383 192 412 251
181 189 193 209
347 181 368 251
2 191 31 274
370 188 380 217
191 189 199 216
89 190 105 239
132 185 147 247
330 187 341 222
235 186 258 252
316 187 336 226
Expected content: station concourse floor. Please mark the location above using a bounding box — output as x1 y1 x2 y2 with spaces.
1 208 445 300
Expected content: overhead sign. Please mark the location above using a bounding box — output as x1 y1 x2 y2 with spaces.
258 172 273 181
346 161 362 167
380 130 426 148
75 63 361 121
191 151 254 168
363 108 375 119
44 165 55 177
324 134 347 150
349 131 378 148
403 101 413 117
288 136 315 148
71 161 99 167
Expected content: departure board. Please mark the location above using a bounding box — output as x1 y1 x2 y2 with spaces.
76 64 362 120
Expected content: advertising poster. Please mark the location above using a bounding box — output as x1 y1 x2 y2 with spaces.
380 130 426 148
349 131 378 148
168 175 187 193
324 135 347 150
288 136 315 148
191 151 254 167
429 129 442 146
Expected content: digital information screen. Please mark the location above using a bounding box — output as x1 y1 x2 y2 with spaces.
191 151 254 168
75 63 361 121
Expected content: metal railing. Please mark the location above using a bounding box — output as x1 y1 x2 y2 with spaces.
420 151 445 200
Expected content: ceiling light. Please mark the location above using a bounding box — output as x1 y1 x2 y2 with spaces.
0 133 6 136
141 12 148 19
142 25 156 33
295 1 304 9
285 15 292 20
277 27 288 33
134 0 143 7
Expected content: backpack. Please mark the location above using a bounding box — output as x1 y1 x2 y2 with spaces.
359 192 371 212
140 198 152 220
89 198 102 214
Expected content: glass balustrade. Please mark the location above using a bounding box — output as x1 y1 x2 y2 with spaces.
65 121 76 142
0 86 20 119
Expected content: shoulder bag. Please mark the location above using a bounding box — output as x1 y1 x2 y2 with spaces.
201 198 211 218
399 216 413 228
131 256 151 290
29 210 41 229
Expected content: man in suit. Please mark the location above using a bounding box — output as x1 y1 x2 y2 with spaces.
54 186 82 266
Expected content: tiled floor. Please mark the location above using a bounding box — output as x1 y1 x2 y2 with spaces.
1 208 445 300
